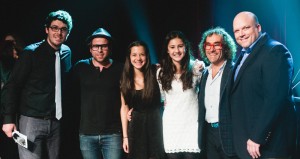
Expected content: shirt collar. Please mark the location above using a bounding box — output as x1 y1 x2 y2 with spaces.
207 60 227 73
91 58 113 69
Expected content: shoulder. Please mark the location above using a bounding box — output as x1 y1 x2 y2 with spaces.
73 58 91 72
254 33 290 59
61 43 71 50
265 37 290 57
110 60 124 74
112 60 124 70
18 41 44 59
23 41 44 53
269 39 288 52
259 33 287 53
61 44 71 55
75 58 90 66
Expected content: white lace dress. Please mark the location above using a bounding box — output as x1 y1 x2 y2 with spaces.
157 60 203 153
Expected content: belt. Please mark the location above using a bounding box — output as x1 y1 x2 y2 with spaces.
209 122 219 128
34 116 55 120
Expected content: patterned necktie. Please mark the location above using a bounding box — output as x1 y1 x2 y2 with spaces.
55 51 62 120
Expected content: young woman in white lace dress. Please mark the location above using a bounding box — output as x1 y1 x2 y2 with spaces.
157 31 204 159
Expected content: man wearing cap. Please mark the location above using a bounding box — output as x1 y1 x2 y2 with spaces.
72 28 123 159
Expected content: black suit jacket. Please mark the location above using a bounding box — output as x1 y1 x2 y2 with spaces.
230 33 297 159
198 60 236 156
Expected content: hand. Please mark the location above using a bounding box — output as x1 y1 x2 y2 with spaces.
2 123 17 138
127 108 133 121
247 139 261 159
193 59 205 75
123 138 129 153
155 63 161 69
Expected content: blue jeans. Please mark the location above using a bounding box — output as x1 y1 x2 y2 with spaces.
79 133 122 159
18 115 61 159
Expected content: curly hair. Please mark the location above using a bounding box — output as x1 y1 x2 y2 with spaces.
199 27 237 64
158 31 195 92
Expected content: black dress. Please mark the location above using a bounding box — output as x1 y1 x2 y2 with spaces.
127 87 165 159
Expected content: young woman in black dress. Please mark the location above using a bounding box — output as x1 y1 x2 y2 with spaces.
120 41 165 159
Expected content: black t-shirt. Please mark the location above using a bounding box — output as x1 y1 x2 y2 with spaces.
73 58 123 134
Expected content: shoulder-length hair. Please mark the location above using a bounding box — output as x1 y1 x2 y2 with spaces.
120 41 156 105
158 31 194 92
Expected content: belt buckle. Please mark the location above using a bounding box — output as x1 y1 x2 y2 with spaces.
211 122 219 128
42 116 52 120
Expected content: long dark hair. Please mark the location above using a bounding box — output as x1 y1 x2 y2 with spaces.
0 41 14 68
0 33 24 68
120 41 156 105
158 31 194 92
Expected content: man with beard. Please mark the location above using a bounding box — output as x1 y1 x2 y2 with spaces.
72 28 123 159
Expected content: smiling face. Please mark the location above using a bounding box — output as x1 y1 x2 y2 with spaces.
45 20 69 50
167 37 186 64
90 37 110 65
205 34 225 66
233 12 261 48
130 45 147 71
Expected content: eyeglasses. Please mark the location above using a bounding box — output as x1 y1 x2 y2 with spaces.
204 43 222 50
90 44 109 51
49 26 69 33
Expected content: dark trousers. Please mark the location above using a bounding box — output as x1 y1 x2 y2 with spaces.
166 152 199 159
206 124 238 159
259 158 291 159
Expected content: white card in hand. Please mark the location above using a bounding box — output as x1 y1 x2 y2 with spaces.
12 131 28 149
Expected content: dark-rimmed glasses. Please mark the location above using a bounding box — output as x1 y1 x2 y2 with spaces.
49 26 69 33
90 44 109 51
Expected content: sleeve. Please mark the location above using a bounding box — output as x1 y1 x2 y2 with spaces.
156 68 166 103
69 62 81 107
192 59 205 83
61 44 72 72
251 44 294 144
2 50 32 124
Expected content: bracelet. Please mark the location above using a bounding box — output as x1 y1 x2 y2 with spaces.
123 137 128 138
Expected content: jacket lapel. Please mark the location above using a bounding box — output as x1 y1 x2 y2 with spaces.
201 69 209 93
220 60 233 99
232 33 269 91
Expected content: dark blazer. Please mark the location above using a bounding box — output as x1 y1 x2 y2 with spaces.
230 33 297 159
198 60 236 156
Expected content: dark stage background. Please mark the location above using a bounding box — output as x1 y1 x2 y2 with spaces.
1 0 299 158
1 0 300 91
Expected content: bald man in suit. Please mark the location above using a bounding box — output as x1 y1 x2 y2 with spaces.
230 11 297 159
